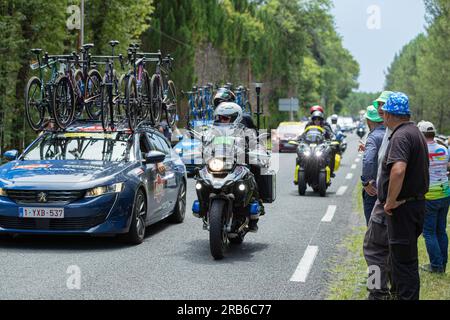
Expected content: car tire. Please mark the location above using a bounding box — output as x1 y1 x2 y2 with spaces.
121 189 147 245
169 180 186 224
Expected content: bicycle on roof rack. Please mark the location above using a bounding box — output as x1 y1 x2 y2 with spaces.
71 43 103 121
235 85 251 114
122 44 154 130
25 49 73 131
89 40 125 131
149 53 178 128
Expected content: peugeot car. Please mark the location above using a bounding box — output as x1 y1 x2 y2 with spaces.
0 123 187 244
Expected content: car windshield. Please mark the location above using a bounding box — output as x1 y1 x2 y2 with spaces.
22 132 133 162
278 125 303 134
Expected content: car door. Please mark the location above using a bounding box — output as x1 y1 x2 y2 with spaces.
137 133 162 223
146 133 178 218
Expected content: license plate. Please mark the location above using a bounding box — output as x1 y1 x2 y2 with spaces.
19 207 64 219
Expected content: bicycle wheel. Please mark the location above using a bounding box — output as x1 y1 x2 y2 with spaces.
150 74 163 125
25 76 45 132
117 73 128 119
166 80 178 127
126 76 138 130
85 69 103 120
140 70 151 121
100 83 112 130
73 69 84 119
52 75 75 129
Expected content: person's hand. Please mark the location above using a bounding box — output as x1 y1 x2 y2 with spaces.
156 162 166 174
363 181 377 197
358 142 366 152
384 199 406 216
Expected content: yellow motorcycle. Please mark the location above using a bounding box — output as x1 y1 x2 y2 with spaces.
290 126 341 197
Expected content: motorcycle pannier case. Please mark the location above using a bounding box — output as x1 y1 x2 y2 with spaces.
256 169 276 203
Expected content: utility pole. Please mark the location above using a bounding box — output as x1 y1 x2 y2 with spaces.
80 0 85 45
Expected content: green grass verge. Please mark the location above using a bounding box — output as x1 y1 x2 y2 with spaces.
327 184 450 300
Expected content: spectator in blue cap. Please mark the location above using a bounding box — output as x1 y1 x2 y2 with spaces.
377 92 430 300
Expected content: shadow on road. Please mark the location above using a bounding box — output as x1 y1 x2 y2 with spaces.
0 220 175 252
178 239 269 265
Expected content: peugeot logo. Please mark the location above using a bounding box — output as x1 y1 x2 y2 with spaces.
37 192 48 203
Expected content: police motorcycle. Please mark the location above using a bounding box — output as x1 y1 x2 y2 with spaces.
191 103 275 260
356 122 366 139
290 126 341 197
330 115 347 155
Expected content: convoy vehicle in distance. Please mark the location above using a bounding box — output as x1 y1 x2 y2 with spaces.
0 122 187 244
272 121 306 152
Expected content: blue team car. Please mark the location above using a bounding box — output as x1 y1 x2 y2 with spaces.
0 123 187 244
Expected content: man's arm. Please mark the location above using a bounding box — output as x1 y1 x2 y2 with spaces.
362 135 379 196
384 161 407 215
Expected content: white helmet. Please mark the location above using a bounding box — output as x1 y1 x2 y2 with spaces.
214 102 243 126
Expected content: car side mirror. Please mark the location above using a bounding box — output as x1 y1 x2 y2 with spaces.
144 151 166 164
3 150 18 161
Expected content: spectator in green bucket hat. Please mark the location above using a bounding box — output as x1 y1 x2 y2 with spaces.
373 91 394 109
361 105 386 225
365 105 384 123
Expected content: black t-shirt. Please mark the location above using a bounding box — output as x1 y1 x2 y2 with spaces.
377 122 430 203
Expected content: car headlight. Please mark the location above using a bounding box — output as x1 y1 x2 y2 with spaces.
85 182 124 198
0 188 7 197
208 158 224 172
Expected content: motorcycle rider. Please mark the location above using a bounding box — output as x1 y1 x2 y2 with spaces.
211 102 265 232
307 106 334 135
213 88 236 107
330 114 341 133
301 110 337 177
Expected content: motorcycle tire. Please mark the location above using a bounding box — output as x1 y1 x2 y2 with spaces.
209 199 228 260
298 170 307 196
318 171 327 197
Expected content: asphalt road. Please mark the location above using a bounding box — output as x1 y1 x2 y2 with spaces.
0 134 363 300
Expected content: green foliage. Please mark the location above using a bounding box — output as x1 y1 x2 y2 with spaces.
1 0 359 151
0 0 154 152
340 92 381 117
385 0 450 134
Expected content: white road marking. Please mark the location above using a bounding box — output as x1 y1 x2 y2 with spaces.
346 173 353 180
321 205 337 222
351 164 357 170
336 186 348 196
355 158 360 163
290 246 319 283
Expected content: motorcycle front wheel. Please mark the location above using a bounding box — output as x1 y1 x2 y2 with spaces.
209 199 228 260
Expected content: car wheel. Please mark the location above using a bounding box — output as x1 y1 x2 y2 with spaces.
169 180 186 223
121 189 147 245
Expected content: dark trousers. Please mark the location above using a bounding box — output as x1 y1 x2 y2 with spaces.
363 202 393 300
363 190 378 226
387 200 425 300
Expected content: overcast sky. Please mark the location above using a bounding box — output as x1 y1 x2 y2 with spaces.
331 0 426 93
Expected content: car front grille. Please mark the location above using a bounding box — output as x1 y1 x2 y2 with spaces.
6 190 85 205
0 214 107 231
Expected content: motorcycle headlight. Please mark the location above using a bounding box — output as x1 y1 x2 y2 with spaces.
304 150 311 157
0 188 7 197
85 182 124 198
208 158 224 172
